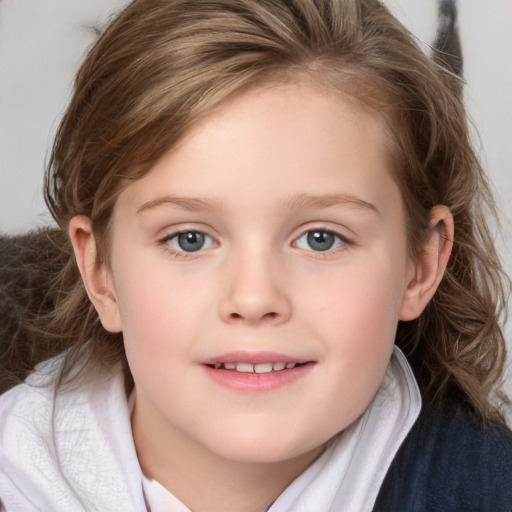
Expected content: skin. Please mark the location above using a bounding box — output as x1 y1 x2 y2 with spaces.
70 80 453 512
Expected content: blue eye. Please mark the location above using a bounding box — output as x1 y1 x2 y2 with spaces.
294 229 345 252
167 231 216 253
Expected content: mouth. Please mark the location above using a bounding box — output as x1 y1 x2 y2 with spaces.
205 361 306 373
201 353 314 392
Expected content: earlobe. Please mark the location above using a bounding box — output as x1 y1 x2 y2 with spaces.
69 215 122 333
399 205 454 321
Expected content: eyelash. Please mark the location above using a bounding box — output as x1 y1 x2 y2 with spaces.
292 228 351 255
158 230 218 259
158 228 352 259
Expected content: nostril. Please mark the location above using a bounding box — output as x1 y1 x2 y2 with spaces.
228 311 278 322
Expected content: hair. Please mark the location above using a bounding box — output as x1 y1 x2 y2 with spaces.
2 0 509 422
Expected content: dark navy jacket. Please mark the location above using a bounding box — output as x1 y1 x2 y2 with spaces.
374 403 512 511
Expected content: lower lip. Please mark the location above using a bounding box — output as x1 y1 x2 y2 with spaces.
202 363 314 393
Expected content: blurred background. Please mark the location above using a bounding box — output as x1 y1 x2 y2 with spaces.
1 0 511 396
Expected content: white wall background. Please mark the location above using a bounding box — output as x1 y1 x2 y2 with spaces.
1 0 511 396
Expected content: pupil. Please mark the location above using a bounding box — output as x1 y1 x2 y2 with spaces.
178 232 205 252
307 230 334 251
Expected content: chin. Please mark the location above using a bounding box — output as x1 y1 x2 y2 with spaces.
204 428 330 466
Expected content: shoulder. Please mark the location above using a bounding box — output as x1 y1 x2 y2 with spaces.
0 352 123 441
0 355 62 419
374 402 512 512
0 356 142 510
0 355 72 483
0 356 63 506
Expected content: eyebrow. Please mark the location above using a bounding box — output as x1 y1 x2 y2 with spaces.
136 192 379 215
137 196 223 214
283 193 380 215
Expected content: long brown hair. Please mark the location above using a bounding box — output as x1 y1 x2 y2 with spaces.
3 0 509 422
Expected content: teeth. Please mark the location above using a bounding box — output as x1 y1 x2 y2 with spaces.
236 363 254 373
213 362 300 372
254 363 273 374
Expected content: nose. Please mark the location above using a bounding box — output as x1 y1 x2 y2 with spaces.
218 250 292 326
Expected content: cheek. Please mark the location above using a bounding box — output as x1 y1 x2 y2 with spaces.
118 287 182 352
308 264 403 330
118 287 194 401
113 263 215 367
302 258 406 370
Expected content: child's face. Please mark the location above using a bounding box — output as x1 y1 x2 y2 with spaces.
104 81 418 465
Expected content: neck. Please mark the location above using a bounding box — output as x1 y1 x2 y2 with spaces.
132 401 324 512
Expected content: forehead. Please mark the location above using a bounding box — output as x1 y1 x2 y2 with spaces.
115 80 401 220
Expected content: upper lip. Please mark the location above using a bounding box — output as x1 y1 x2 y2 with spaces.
200 351 311 365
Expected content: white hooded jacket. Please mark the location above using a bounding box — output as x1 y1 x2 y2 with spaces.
0 347 420 512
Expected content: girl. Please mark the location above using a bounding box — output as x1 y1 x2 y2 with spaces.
1 0 511 510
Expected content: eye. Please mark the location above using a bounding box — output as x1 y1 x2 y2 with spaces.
165 231 216 253
294 229 347 252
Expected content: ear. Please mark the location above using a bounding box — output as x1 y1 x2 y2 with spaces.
69 215 122 333
399 205 454 321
